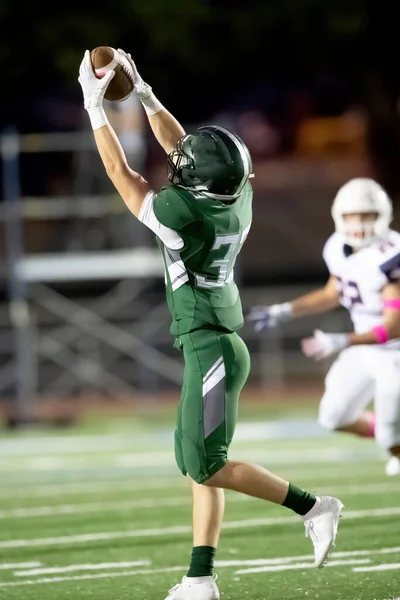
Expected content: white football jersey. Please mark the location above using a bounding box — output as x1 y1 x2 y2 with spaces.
323 229 400 345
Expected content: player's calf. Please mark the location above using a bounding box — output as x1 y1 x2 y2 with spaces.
318 408 375 438
337 412 376 438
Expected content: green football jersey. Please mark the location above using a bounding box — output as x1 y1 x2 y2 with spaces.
153 183 253 336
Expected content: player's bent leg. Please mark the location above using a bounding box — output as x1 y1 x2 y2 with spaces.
373 349 400 475
206 460 344 568
318 348 374 436
336 411 375 437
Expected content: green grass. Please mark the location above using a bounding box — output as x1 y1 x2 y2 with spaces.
0 399 399 600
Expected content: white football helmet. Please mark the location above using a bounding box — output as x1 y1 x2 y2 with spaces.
331 178 393 248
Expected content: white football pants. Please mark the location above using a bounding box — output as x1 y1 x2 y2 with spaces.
318 346 400 449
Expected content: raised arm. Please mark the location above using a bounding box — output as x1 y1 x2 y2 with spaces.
118 50 185 154
93 124 151 217
78 50 151 217
78 49 187 256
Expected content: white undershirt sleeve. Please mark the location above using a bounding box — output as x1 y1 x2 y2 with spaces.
138 191 184 250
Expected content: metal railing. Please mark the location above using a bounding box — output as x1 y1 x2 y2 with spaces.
0 128 354 418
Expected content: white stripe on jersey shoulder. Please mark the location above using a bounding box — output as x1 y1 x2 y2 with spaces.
138 190 184 251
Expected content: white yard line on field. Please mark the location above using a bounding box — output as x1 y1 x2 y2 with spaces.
0 562 41 570
0 558 376 589
15 544 400 578
2 547 400 588
0 497 186 519
2 481 400 520
220 545 400 567
0 478 185 498
15 561 150 577
353 563 400 572
0 506 399 549
0 566 187 588
236 558 370 574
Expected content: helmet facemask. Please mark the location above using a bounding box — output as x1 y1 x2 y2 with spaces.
167 135 194 185
338 212 379 248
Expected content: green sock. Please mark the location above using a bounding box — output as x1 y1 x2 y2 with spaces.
282 482 317 516
187 546 216 578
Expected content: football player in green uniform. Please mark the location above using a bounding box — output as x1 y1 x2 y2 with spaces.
78 49 344 600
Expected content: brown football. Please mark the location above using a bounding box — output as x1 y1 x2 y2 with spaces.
90 46 134 102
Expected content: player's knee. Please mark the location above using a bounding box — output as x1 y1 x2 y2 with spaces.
318 396 352 431
178 436 227 484
185 459 206 484
318 401 345 431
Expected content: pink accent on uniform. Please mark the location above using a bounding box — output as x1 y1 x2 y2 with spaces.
357 411 375 438
383 299 400 310
367 412 376 438
372 325 389 344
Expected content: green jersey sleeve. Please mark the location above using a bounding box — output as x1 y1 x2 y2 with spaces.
153 187 198 232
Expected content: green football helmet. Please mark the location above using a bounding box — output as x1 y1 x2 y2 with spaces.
167 125 253 200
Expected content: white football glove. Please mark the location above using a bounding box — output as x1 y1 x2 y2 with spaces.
116 49 153 101
301 329 349 361
247 302 292 333
78 50 115 110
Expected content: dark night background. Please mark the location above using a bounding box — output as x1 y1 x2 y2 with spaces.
1 0 400 282
0 0 399 193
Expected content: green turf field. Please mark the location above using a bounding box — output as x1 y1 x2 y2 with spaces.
0 399 399 600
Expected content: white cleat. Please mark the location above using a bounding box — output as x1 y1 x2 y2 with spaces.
164 576 220 600
385 456 400 476
304 496 344 568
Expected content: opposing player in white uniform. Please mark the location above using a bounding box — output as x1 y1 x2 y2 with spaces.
248 178 400 476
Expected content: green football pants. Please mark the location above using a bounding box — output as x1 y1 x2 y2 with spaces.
174 329 251 484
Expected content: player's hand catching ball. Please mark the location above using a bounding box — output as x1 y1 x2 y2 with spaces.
78 50 115 110
301 329 349 360
116 49 153 101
